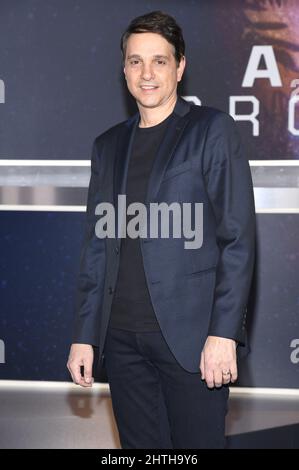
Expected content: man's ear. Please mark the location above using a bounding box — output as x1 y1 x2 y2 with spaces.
177 56 186 82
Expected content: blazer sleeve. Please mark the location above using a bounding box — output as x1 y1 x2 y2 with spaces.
71 138 106 346
203 112 256 345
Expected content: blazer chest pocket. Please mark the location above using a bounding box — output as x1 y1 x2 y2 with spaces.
162 160 193 182
186 266 217 278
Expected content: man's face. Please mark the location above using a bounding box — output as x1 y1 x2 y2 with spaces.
123 32 185 109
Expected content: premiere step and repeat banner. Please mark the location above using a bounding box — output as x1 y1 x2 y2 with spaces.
0 0 298 387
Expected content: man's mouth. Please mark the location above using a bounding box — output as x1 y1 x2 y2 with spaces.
140 85 159 91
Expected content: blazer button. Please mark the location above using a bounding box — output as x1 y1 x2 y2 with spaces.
115 246 119 254
108 286 114 294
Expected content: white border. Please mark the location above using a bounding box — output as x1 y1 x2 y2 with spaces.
0 205 298 214
256 208 299 214
249 160 299 166
0 204 86 212
0 380 109 393
0 159 299 166
0 160 91 166
0 380 298 397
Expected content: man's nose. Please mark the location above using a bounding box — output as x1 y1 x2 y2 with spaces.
141 63 155 80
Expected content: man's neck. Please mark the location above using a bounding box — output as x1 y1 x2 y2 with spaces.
138 95 178 128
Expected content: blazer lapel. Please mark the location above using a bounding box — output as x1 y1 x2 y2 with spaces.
113 96 192 245
144 111 190 205
113 112 139 244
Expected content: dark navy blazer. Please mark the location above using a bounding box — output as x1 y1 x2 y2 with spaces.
72 96 256 373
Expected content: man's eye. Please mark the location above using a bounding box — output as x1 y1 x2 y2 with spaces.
156 60 166 65
130 60 139 65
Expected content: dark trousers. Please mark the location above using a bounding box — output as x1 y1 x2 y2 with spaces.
103 326 229 449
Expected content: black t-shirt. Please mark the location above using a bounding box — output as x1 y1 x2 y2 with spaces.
109 111 174 331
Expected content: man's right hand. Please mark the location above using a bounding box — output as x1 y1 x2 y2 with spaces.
67 343 94 387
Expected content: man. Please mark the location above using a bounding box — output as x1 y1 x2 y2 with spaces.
67 11 256 449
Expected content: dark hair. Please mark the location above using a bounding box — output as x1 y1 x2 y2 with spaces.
120 10 185 66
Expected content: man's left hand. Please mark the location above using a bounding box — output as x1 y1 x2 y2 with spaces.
200 336 237 388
